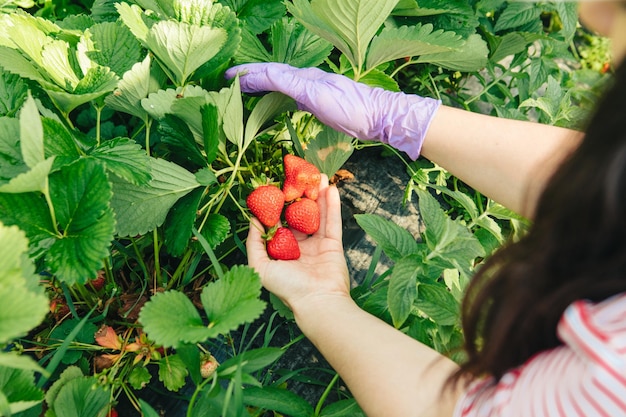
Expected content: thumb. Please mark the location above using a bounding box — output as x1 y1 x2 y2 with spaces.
246 218 269 268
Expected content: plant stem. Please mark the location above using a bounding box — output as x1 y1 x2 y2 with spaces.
153 229 162 286
314 372 340 416
192 227 224 280
95 103 102 146
145 118 152 156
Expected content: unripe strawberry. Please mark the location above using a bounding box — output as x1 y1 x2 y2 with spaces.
285 198 320 235
200 354 219 378
266 227 300 260
246 185 285 227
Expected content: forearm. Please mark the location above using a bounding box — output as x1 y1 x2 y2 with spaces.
421 105 584 218
293 294 464 417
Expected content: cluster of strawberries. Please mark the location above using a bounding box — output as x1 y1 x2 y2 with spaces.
246 154 322 260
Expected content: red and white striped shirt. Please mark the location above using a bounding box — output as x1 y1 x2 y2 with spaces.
454 292 626 417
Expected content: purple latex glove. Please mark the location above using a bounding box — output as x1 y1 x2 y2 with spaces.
225 63 441 160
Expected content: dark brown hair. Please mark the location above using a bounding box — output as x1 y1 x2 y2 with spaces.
455 59 626 382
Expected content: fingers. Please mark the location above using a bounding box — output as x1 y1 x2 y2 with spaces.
225 63 296 95
246 218 269 268
316 174 342 242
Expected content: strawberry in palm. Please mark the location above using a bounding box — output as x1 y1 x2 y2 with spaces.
246 185 285 227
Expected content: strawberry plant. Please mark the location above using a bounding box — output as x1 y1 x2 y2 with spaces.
0 0 610 415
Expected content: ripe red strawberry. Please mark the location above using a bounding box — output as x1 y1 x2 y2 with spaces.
283 154 309 178
107 409 118 417
266 227 300 260
282 155 321 201
282 177 306 202
285 198 320 235
246 185 285 227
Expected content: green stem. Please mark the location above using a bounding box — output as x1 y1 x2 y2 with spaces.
314 373 340 416
187 376 217 417
153 229 162 285
130 237 150 281
192 227 224 280
43 182 61 236
145 118 152 156
95 104 102 146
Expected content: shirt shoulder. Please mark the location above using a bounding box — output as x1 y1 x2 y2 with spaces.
454 293 626 417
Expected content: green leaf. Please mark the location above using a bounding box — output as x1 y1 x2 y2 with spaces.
146 21 227 85
86 21 144 77
42 117 81 160
195 168 218 186
201 103 221 164
105 55 167 121
0 192 56 256
519 76 563 123
164 188 204 257
287 0 399 72
128 366 152 390
236 17 332 68
487 32 535 64
0 353 46 375
140 290 210 347
194 214 231 251
90 137 152 185
243 386 313 417
109 157 200 236
0 47 52 88
0 157 55 193
45 67 119 115
417 189 484 275
192 3 242 81
158 114 206 167
366 24 461 71
115 2 154 43
414 282 459 326
49 376 109 417
47 158 115 284
0 117 27 184
0 366 44 415
219 348 284 377
415 34 488 72
355 68 399 91
320 398 365 417
19 94 44 169
553 2 578 42
387 256 421 328
0 278 49 344
354 213 419 261
208 78 243 148
139 399 161 417
158 354 188 392
270 17 333 67
244 92 296 150
48 319 98 365
0 70 28 117
302 127 354 178
200 265 266 338
494 2 541 32
424 184 479 220
235 27 272 63
221 0 285 34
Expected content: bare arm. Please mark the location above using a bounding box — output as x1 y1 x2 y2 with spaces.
292 293 466 417
422 105 584 219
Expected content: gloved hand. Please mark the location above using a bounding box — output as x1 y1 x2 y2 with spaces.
225 63 441 160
